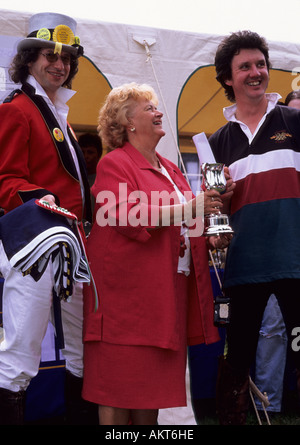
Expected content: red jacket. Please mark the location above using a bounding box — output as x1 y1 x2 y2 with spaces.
83 143 219 349
0 87 90 221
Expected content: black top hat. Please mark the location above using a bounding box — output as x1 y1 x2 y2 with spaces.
17 12 83 56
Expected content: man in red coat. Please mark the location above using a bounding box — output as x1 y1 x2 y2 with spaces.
0 12 94 424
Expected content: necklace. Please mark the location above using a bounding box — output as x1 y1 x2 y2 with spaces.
155 156 162 171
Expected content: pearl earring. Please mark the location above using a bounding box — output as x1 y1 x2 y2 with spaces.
130 127 136 132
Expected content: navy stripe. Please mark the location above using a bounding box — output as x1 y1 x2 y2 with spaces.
223 198 300 288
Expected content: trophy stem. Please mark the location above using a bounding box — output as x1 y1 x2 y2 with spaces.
201 162 234 237
204 212 234 237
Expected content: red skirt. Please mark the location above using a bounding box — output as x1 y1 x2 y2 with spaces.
82 273 188 409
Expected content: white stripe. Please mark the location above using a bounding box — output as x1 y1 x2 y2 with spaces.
229 149 300 181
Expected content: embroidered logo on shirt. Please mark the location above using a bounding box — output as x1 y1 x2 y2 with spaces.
270 130 292 142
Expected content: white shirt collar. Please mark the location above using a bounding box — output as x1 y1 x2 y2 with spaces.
26 74 76 108
223 93 282 143
223 93 282 122
26 75 84 201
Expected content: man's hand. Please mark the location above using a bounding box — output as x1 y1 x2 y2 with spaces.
221 167 236 213
40 194 56 206
208 233 233 250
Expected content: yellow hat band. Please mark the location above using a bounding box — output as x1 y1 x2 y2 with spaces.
30 24 80 48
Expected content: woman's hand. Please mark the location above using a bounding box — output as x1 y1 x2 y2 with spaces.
204 189 223 215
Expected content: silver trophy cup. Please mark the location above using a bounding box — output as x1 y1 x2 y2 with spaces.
202 163 234 237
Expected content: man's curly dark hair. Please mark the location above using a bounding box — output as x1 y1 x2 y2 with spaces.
215 30 271 102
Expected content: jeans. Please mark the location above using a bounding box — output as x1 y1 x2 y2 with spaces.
255 294 287 412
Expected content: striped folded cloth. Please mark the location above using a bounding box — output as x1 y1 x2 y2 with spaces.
0 199 91 301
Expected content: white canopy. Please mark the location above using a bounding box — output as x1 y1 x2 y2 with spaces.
1 8 300 165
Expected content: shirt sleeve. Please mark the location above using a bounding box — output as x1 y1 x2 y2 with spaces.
91 153 158 242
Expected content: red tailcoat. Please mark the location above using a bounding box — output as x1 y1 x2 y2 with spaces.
0 86 90 221
83 143 219 349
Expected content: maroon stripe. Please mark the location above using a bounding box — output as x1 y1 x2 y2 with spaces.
231 168 300 214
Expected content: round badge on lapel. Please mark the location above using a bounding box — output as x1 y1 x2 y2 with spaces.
53 128 64 142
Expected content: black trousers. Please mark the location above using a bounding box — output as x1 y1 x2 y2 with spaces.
225 279 300 373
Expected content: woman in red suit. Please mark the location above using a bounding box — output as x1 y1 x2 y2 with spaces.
82 83 233 425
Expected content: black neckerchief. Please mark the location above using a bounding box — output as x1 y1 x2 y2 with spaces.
17 82 92 222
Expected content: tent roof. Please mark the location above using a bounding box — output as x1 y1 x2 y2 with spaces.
1 8 300 163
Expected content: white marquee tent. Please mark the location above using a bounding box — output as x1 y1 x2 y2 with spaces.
1 7 300 169
0 8 300 424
